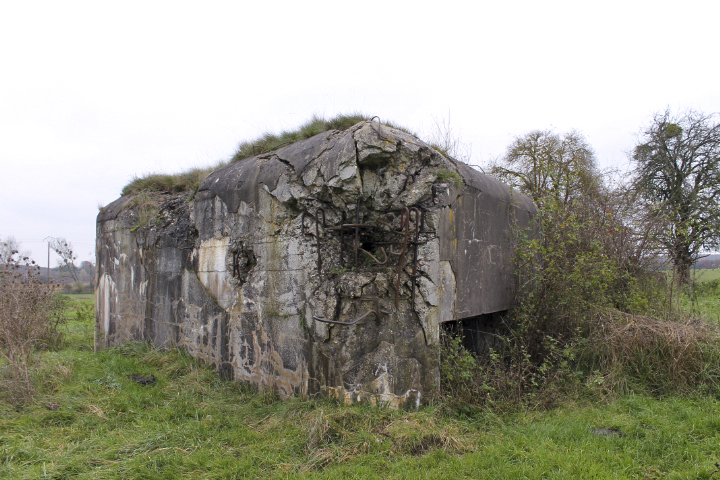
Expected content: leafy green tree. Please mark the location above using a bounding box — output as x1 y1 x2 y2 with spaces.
632 109 720 285
490 129 600 204
490 130 641 320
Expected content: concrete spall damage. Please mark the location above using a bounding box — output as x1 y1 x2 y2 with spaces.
96 121 536 407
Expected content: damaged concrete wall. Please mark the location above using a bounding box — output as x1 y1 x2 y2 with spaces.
96 121 536 407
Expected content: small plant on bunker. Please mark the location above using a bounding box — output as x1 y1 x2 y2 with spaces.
434 169 463 188
129 193 160 231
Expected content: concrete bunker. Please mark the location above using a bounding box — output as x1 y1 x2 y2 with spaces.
95 121 536 407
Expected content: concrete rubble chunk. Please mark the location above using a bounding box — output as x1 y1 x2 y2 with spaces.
95 120 536 407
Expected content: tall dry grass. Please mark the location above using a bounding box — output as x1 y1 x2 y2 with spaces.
586 310 720 396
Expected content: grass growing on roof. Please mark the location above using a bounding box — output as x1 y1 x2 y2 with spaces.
121 166 219 196
118 113 428 197
231 113 371 162
118 113 378 196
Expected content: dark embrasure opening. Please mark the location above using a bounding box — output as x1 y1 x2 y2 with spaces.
441 311 508 356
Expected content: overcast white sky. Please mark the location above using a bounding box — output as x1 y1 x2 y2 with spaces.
1 0 718 265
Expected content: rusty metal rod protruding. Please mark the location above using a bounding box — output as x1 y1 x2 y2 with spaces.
375 219 395 230
312 309 379 326
301 211 311 236
387 244 404 256
358 246 388 265
325 223 375 229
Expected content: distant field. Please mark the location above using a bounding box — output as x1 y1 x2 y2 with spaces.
663 269 720 283
695 268 720 282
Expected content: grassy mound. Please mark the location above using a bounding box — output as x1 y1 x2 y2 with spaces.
231 113 371 163
121 167 216 196
120 113 375 197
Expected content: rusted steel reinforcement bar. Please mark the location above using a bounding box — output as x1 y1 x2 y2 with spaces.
312 309 379 326
301 211 311 235
326 223 375 229
301 203 428 307
359 246 387 265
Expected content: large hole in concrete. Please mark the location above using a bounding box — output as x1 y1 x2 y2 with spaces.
230 243 256 286
441 311 508 357
304 202 430 306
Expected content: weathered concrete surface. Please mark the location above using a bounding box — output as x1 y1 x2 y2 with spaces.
96 121 536 407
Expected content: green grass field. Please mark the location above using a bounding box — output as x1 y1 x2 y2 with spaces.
677 270 720 324
3 298 720 478
695 268 720 282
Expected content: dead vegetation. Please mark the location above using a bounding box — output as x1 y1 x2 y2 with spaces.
586 310 720 395
439 301 720 413
0 251 66 407
270 405 476 473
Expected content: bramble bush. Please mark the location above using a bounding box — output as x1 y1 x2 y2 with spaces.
439 126 720 410
440 183 719 410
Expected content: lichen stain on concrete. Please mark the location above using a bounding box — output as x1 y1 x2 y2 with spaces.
95 121 536 407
